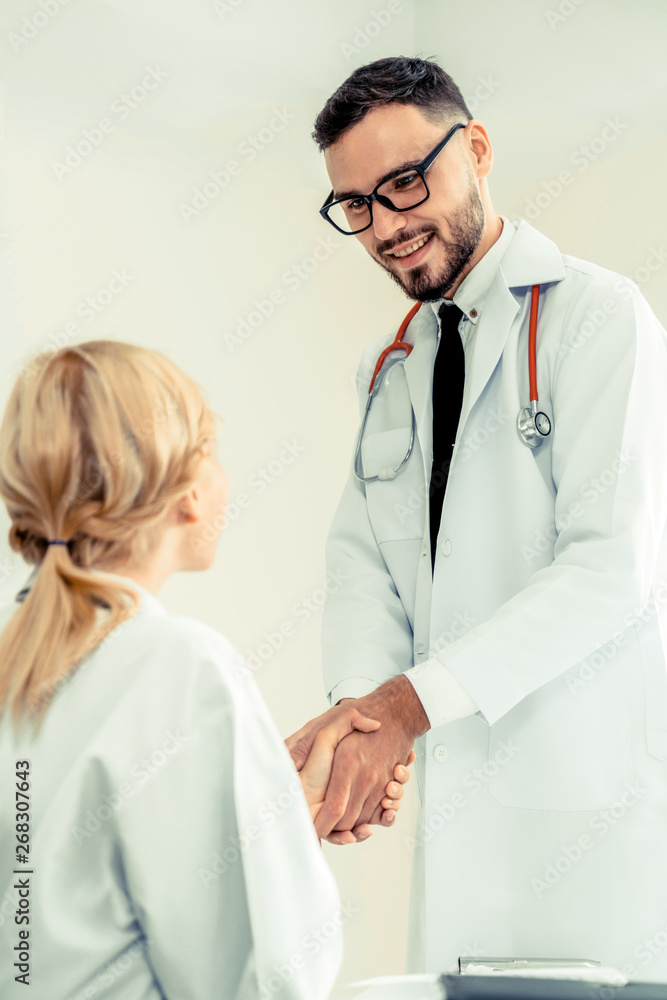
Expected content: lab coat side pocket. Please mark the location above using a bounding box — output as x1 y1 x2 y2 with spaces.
485 646 635 811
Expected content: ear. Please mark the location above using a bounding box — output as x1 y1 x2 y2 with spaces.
175 485 200 525
466 120 493 180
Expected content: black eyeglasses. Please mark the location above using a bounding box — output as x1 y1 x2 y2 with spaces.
319 122 466 236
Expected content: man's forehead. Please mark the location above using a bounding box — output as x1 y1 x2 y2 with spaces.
324 103 443 196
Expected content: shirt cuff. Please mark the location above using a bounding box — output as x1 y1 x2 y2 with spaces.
404 656 479 729
328 677 383 706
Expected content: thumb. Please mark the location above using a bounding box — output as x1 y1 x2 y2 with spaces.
285 730 314 772
350 711 381 735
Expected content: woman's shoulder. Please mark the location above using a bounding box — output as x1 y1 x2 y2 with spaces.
119 608 252 693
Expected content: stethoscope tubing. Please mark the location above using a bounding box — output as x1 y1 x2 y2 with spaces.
354 283 551 482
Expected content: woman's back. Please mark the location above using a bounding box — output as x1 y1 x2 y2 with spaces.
0 577 342 1000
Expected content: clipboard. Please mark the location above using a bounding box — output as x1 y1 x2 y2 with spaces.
441 974 667 999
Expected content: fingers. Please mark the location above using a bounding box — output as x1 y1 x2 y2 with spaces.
314 765 355 839
323 818 375 846
323 829 362 846
384 780 402 799
379 808 397 827
350 822 373 842
287 706 381 773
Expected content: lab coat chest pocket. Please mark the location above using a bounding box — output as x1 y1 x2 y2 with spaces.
361 429 425 542
485 647 634 811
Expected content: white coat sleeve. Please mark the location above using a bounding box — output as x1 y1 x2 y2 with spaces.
323 344 479 723
114 622 342 1000
404 276 667 727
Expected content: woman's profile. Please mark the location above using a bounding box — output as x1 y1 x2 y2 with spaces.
0 341 411 1000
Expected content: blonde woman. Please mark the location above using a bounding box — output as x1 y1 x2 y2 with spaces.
0 342 412 1000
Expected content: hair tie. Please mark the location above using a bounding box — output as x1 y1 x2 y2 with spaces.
47 539 69 546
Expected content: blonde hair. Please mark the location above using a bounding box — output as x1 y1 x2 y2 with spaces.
0 340 218 728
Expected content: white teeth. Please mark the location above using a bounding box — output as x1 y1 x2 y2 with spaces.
391 234 431 258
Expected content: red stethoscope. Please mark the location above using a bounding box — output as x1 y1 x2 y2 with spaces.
354 284 551 482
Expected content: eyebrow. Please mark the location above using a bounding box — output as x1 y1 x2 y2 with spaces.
333 158 422 202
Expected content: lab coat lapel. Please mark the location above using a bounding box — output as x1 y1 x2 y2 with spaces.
459 220 567 430
398 220 566 476
402 302 439 481
458 277 519 431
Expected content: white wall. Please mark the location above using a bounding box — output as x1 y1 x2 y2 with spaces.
0 1 665 994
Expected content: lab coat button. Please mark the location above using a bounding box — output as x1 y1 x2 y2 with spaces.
441 538 452 557
433 744 450 762
436 638 447 652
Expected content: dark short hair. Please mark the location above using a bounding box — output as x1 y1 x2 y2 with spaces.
312 56 472 151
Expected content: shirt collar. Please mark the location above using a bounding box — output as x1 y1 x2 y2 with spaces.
428 215 516 325
14 566 167 619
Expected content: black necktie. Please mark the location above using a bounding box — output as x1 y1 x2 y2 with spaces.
429 302 465 569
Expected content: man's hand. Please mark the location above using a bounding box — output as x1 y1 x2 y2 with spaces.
286 675 429 840
313 675 429 839
297 706 380 823
289 703 414 843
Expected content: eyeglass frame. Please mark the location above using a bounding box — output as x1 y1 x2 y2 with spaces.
319 121 467 236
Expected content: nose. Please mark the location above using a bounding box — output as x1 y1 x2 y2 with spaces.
371 200 408 242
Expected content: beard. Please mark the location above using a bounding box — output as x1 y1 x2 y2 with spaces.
373 181 486 302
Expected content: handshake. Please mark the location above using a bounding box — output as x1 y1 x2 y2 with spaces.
285 674 430 845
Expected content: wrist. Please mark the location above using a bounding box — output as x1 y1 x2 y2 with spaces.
360 674 430 740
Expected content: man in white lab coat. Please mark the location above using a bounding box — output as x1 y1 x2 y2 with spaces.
287 56 667 978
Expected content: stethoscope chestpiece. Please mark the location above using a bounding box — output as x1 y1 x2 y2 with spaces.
517 404 552 449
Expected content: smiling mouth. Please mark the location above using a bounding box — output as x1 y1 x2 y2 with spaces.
387 232 434 259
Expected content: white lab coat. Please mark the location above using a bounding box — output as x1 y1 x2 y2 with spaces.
0 575 342 1000
322 219 667 980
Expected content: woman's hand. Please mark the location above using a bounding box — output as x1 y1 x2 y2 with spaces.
294 706 414 843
